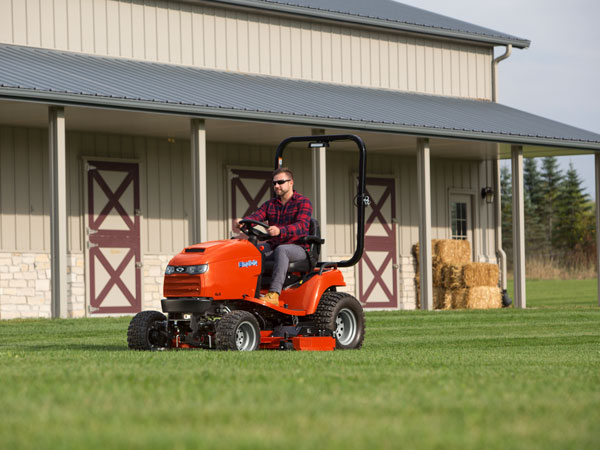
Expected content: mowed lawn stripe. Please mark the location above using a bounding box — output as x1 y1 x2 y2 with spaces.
0 281 599 450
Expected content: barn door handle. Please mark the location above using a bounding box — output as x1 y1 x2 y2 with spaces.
135 262 143 269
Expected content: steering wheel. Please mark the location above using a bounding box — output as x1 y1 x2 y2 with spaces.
238 219 271 240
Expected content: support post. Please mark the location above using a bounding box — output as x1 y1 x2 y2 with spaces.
311 128 327 260
49 107 67 318
417 138 433 310
191 119 207 244
494 158 507 291
511 145 526 308
595 154 600 307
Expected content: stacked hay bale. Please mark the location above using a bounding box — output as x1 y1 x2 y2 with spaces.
413 240 502 310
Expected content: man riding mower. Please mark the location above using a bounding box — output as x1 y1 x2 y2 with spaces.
127 134 370 351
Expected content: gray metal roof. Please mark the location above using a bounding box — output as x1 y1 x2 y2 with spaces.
1 44 599 150
206 0 530 48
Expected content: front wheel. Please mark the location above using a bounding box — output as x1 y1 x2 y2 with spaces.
215 310 261 351
310 292 365 349
127 310 169 350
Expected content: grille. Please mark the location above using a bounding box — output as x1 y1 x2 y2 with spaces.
164 275 201 297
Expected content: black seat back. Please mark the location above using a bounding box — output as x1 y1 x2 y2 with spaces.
305 218 322 269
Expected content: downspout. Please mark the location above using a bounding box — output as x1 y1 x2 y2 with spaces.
492 45 512 301
492 44 512 102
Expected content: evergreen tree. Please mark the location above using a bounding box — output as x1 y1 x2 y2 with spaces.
500 166 512 265
554 162 592 265
523 158 545 255
539 156 563 255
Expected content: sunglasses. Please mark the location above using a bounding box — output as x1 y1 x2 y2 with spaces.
272 179 291 186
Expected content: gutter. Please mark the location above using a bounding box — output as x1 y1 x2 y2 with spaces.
492 45 512 294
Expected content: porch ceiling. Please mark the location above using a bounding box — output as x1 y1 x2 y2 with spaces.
0 98 506 160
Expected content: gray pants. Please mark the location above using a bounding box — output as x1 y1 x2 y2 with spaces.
262 243 307 294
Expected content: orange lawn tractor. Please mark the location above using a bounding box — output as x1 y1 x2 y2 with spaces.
127 134 370 351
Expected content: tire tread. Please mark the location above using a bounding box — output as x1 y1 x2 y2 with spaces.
215 310 260 351
127 310 167 350
309 292 365 349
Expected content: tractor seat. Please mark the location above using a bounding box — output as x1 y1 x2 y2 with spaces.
261 218 324 276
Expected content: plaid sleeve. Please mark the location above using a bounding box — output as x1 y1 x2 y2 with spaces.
279 197 312 240
244 201 268 223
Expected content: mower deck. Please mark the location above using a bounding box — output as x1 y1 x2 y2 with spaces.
259 331 336 351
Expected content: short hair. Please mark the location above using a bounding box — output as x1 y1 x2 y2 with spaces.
272 167 294 180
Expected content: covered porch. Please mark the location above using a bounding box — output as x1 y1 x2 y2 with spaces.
1 43 599 317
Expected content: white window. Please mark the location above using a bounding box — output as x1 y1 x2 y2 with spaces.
449 193 472 243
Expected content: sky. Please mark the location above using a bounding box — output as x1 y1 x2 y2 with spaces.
398 0 600 198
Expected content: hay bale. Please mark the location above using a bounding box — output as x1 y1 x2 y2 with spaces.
441 289 454 310
433 287 445 310
436 240 471 265
463 263 499 287
449 288 468 309
413 239 443 266
415 264 444 288
442 264 464 289
432 264 444 287
463 286 502 309
412 243 419 261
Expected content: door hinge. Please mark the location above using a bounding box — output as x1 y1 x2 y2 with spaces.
88 305 100 313
86 163 96 171
86 227 98 235
87 241 98 248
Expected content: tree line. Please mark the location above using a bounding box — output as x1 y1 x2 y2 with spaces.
501 157 596 269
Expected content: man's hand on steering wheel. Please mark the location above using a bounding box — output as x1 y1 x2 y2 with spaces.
237 219 271 240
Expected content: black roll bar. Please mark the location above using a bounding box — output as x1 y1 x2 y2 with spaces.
274 134 369 268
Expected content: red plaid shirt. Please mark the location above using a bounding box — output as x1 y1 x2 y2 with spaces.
245 192 312 250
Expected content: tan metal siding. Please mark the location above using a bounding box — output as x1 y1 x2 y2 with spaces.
0 0 492 99
0 125 498 263
0 126 192 255
0 126 50 252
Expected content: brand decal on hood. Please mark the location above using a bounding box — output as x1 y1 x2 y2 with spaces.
238 259 258 268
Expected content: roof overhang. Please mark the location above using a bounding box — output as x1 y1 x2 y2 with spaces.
183 0 530 49
1 44 598 153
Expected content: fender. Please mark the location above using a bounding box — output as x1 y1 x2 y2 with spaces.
241 268 346 315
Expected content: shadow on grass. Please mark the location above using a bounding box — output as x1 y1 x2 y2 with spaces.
4 343 129 352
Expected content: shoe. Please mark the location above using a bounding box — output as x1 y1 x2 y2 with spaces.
261 291 279 306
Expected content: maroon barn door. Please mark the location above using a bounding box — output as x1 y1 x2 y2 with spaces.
86 161 141 314
230 169 272 230
359 177 398 308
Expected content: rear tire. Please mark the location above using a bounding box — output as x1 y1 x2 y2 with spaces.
310 292 365 349
127 310 169 350
215 310 261 351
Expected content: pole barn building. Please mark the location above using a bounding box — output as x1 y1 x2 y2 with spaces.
1 0 599 319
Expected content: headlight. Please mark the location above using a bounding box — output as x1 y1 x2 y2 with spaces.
186 264 209 274
165 264 209 275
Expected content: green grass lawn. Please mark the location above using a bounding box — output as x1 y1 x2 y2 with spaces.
507 278 598 308
1 281 599 450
